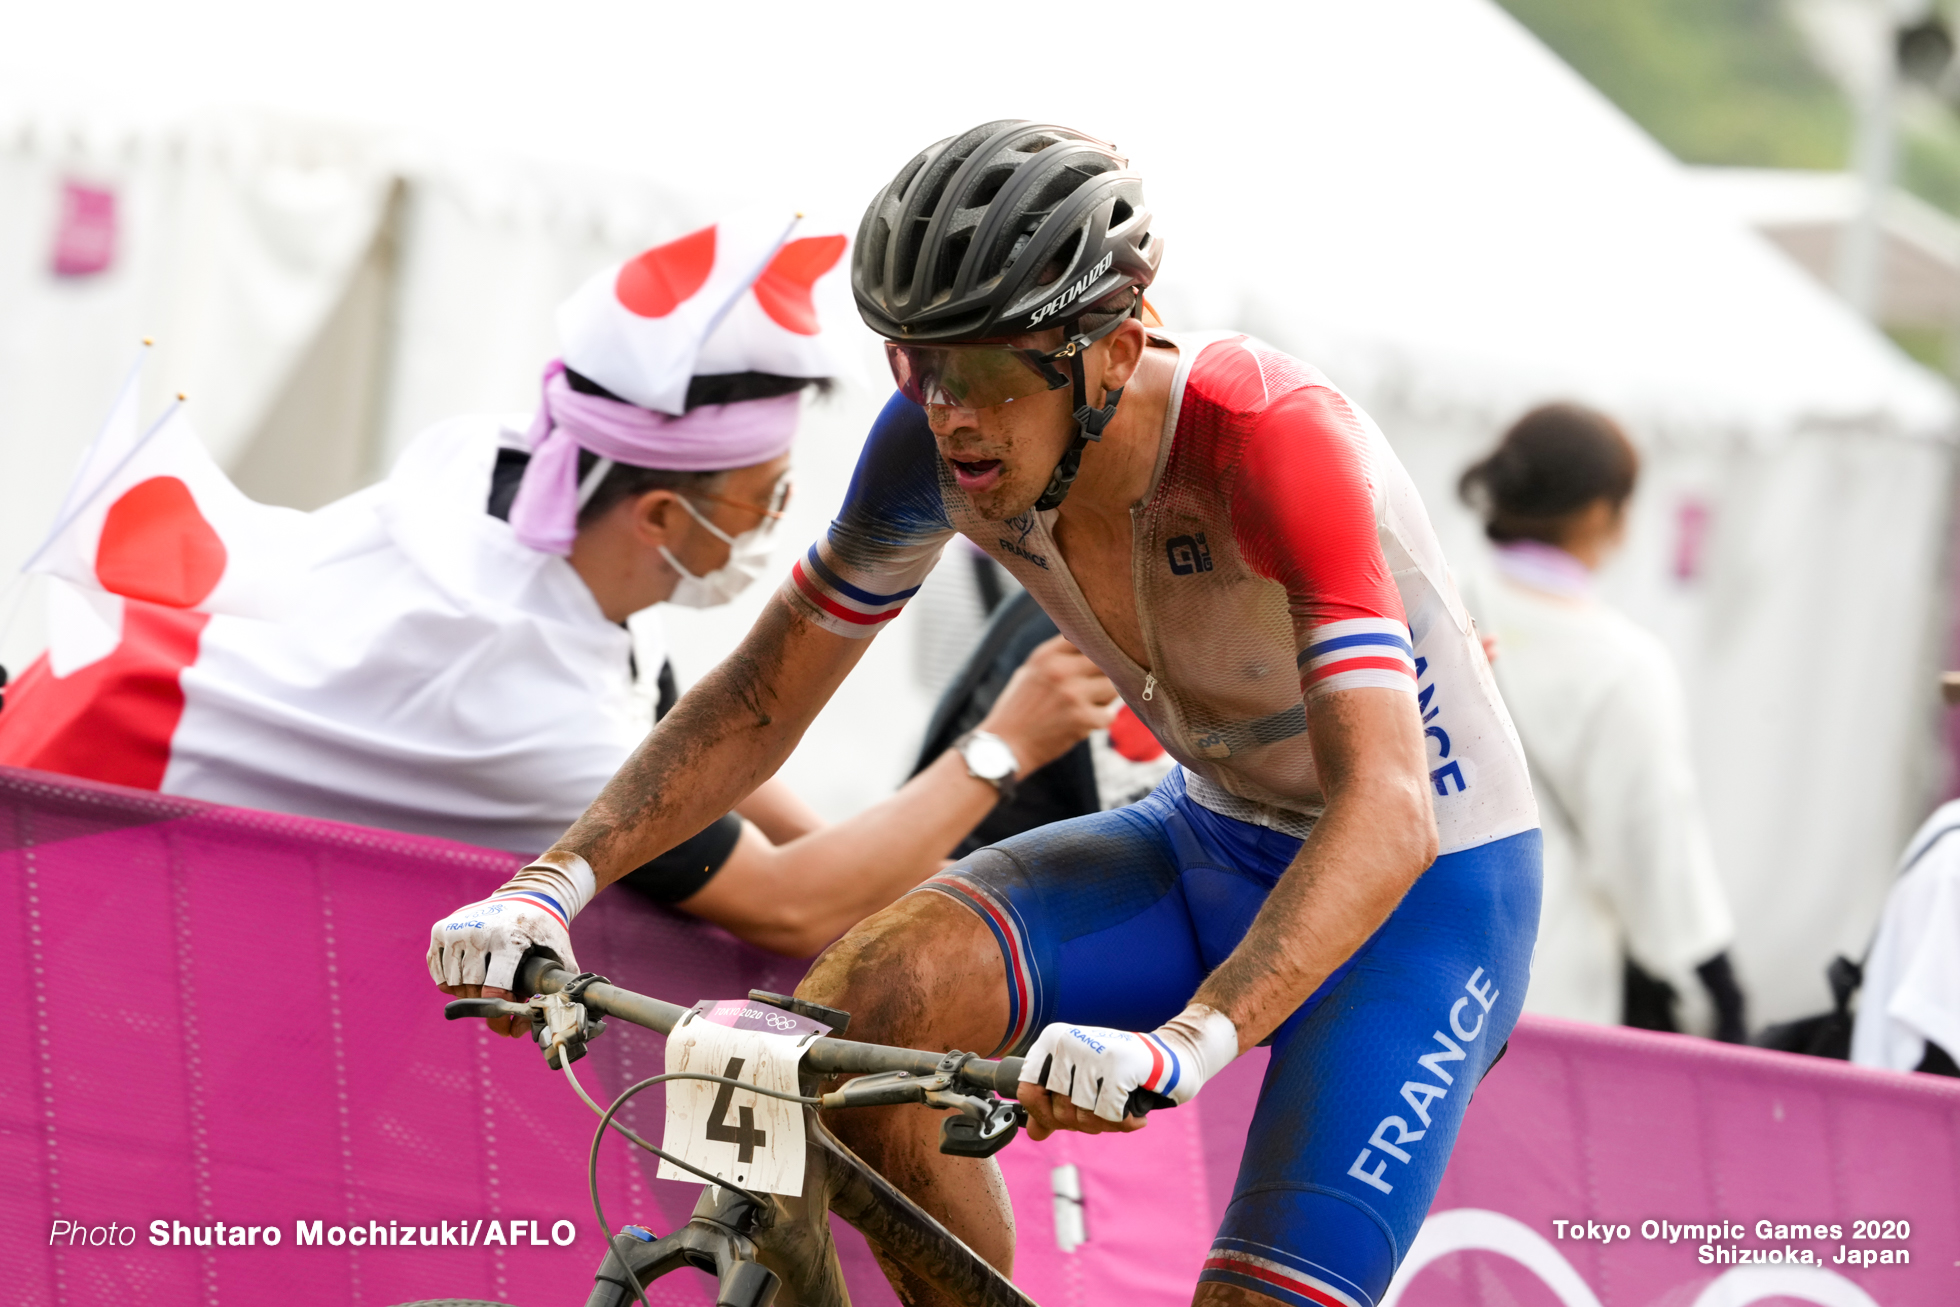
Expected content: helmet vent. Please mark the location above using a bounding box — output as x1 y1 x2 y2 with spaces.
1035 229 1083 287
937 229 973 295
1026 164 1096 219
970 166 1015 209
894 217 931 297
1109 198 1134 228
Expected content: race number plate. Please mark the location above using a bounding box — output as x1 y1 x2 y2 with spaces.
657 999 829 1196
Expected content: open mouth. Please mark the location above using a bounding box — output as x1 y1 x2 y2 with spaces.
949 458 1005 492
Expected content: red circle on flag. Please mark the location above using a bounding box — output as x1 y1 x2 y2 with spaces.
753 235 846 335
615 225 718 318
94 475 227 608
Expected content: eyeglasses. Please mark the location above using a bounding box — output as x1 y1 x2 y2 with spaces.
687 472 792 532
883 307 1133 410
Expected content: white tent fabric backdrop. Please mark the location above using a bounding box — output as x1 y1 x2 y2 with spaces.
0 0 1953 1020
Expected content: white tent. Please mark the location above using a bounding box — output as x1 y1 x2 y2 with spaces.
1 0 1952 1020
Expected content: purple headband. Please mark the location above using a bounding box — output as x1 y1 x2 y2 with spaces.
507 360 800 555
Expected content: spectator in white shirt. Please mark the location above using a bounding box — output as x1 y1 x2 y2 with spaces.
1460 403 1745 1040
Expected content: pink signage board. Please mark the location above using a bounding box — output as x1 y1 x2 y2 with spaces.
0 766 894 1306
6 765 1957 1305
50 179 117 278
997 1019 1960 1306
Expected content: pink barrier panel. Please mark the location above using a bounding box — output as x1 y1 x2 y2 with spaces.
0 766 898 1307
994 1017 1960 1307
1399 1017 1960 1306
10 763 1959 1306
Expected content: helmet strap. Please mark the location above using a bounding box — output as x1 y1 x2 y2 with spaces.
1032 325 1127 512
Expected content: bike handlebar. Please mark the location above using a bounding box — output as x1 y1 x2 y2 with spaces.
517 955 1028 1099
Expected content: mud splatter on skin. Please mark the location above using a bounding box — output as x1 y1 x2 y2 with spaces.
1196 1279 1290 1306
556 599 821 881
797 895 1018 1305
1193 685 1434 1047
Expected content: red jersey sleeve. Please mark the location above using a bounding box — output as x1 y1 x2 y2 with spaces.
1229 383 1416 698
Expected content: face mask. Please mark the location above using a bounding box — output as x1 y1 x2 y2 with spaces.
660 493 778 609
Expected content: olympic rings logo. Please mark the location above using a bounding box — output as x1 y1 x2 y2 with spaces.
1383 1210 1882 1307
763 1013 799 1030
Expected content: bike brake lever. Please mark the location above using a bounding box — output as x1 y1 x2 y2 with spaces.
445 997 535 1021
819 1069 950 1110
1124 1088 1177 1119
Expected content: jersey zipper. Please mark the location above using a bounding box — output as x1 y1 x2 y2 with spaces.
1142 672 1156 701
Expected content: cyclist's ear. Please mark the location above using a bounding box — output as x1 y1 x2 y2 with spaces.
1093 318 1147 393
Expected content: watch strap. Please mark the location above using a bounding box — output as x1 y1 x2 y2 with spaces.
955 729 1020 806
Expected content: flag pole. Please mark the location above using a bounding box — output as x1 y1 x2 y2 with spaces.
18 395 187 577
698 213 804 346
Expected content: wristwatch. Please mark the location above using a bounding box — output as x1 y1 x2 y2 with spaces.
954 729 1020 805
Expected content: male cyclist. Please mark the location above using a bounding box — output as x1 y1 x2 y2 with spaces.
430 121 1541 1307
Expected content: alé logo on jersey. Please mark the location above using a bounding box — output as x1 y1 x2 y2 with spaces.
1026 252 1116 328
1166 533 1213 576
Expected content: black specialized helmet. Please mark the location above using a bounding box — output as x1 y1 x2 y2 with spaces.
855 121 1162 509
853 120 1161 343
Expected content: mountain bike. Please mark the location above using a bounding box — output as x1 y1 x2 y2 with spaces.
397 952 1169 1307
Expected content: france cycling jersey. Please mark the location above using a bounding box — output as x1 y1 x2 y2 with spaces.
781 331 1537 851
780 331 1543 1306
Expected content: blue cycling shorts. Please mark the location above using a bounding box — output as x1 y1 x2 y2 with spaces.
915 768 1541 1307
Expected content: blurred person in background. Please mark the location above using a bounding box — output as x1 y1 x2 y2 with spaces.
1460 403 1746 1040
1850 800 1960 1077
0 217 1116 957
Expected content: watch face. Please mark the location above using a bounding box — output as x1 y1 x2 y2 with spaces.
965 735 1018 782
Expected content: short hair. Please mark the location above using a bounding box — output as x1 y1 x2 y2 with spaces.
1458 403 1639 545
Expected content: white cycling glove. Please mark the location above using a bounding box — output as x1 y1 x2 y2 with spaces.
1020 1004 1240 1124
426 853 597 992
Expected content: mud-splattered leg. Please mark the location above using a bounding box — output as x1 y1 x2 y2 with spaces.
797 890 1015 1307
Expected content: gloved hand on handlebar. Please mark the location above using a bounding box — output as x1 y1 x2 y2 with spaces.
427 852 596 997
1018 1003 1239 1134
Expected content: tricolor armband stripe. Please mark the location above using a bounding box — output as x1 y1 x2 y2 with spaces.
790 546 916 629
1297 618 1416 694
492 889 569 931
1139 1032 1182 1095
1200 1243 1368 1307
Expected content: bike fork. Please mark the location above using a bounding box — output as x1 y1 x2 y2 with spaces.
583 1185 782 1307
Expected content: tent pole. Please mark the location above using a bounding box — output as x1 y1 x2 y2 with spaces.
1837 0 1908 320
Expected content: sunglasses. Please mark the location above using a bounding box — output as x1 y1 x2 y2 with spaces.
884 308 1133 410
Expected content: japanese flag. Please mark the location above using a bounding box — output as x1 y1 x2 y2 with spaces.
25 355 316 676
556 209 857 415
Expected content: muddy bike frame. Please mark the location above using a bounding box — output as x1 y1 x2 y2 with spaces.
468 955 1044 1307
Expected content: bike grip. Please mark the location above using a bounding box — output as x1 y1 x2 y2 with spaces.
1124 1087 1176 1118
994 1056 1025 1093
444 997 529 1021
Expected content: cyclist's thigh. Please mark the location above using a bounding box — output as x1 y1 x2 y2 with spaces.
1204 829 1543 1307
915 781 1244 1057
797 885 1012 1057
